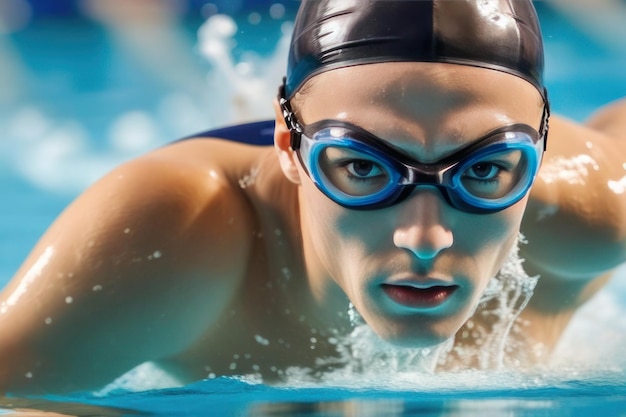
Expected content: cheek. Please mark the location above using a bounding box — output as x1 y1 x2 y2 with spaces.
298 176 389 288
456 196 528 286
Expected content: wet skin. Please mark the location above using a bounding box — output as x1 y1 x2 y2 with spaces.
282 63 543 347
0 63 625 393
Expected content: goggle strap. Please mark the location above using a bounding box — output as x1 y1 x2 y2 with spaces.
540 88 551 152
278 79 303 151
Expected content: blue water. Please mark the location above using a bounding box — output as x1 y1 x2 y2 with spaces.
1 2 626 416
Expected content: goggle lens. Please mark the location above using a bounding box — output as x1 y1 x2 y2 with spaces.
298 125 541 213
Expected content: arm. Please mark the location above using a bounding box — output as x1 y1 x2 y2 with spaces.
520 99 626 325
0 142 254 394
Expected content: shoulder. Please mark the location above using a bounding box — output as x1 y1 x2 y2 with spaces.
520 114 626 309
0 138 273 392
89 138 268 268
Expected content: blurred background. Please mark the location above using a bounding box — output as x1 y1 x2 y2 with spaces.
1 0 626 284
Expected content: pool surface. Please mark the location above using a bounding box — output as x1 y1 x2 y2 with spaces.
1 1 626 415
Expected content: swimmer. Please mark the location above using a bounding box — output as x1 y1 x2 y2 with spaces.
1 0 625 394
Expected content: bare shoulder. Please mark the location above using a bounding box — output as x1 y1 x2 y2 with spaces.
0 137 264 393
519 110 626 335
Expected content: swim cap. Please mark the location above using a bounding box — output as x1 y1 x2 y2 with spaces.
285 0 546 100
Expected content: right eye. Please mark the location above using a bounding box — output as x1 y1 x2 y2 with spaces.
343 160 386 180
319 147 392 196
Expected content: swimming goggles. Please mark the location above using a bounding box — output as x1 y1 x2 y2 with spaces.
278 85 549 214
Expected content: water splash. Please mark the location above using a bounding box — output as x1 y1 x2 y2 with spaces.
447 235 540 370
197 14 291 124
318 235 540 380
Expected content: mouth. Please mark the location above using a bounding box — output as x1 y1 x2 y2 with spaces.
381 282 459 310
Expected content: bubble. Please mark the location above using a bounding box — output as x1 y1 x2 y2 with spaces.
248 12 262 25
109 111 160 153
0 0 32 34
201 3 218 18
269 3 286 20
65 296 73 304
45 317 52 325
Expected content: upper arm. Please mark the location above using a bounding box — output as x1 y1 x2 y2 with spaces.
0 148 254 393
520 114 626 307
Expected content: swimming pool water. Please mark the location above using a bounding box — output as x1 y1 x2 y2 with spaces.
1 2 626 416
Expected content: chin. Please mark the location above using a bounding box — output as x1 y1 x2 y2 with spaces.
367 316 462 349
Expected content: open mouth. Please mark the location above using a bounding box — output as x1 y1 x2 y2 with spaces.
381 283 458 309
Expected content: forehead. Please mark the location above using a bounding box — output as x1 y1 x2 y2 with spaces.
294 62 543 161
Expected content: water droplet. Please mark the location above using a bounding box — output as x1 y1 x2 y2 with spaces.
45 317 52 325
153 250 162 259
254 334 270 346
281 267 291 280
124 228 131 234
239 167 259 188
229 362 237 370
65 296 73 304
92 285 103 292
25 372 33 379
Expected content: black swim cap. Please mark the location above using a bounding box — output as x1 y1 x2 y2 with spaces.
285 0 546 100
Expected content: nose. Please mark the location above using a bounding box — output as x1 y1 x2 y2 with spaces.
392 189 454 260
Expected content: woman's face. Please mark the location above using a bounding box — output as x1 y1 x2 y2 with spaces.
290 62 544 347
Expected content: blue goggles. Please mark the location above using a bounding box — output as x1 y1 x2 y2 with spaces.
278 86 549 214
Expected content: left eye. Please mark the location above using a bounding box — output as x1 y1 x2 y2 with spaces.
464 163 501 180
345 160 385 178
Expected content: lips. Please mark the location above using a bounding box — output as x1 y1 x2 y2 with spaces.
382 283 458 309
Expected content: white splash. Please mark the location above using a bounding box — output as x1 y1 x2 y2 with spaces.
238 166 260 188
197 13 291 123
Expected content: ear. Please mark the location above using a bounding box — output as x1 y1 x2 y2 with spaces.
273 98 301 184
